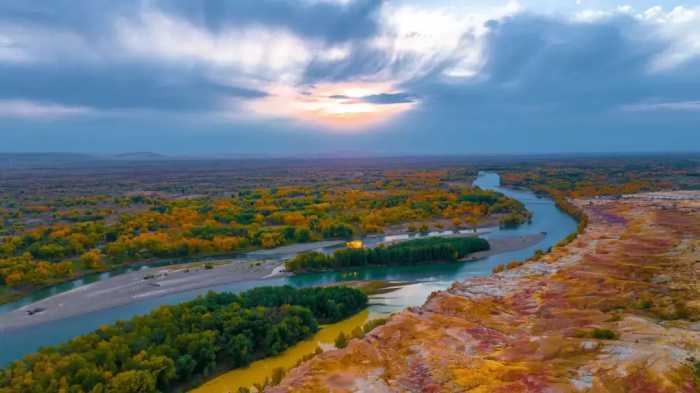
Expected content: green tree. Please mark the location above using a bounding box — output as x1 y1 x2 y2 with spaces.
107 370 156 393
227 334 254 367
175 354 197 379
335 332 348 349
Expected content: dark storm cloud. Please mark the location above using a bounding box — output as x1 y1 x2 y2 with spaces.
0 1 142 47
0 0 381 113
378 12 700 153
405 13 700 116
362 93 416 104
157 0 382 43
0 0 383 43
0 63 266 111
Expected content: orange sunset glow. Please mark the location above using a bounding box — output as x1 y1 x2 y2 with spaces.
246 82 417 129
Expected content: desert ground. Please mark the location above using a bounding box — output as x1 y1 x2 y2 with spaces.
270 191 700 392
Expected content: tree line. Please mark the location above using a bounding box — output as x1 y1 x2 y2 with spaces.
0 171 528 298
285 236 490 272
0 286 367 393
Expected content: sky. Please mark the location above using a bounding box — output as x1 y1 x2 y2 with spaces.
1 0 699 156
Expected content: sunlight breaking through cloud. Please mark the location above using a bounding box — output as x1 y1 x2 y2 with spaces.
244 82 417 130
1 0 700 152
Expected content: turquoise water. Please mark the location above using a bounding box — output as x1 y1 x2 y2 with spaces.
0 172 577 366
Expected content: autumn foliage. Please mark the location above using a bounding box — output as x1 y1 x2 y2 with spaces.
0 169 528 297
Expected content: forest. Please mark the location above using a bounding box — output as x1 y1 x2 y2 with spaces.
285 236 490 272
497 156 700 198
0 165 529 303
0 286 367 393
4 155 697 304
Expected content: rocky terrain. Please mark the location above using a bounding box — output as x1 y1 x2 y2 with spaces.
270 191 700 392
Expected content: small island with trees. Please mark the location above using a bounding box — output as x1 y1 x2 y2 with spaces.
285 236 490 273
0 165 529 305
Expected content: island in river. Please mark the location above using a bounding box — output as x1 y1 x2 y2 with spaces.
0 234 543 331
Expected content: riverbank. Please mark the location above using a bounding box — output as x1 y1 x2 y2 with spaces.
464 233 545 260
0 234 542 332
270 192 700 392
0 258 282 331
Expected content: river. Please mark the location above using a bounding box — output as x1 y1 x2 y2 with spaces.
0 172 578 369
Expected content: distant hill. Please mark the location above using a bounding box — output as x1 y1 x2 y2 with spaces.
111 152 168 160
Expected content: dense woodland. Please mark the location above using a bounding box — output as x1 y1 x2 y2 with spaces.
0 165 529 303
0 286 367 393
498 156 700 198
4 155 694 302
286 236 490 272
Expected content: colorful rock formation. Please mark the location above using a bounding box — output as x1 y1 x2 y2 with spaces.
270 192 700 392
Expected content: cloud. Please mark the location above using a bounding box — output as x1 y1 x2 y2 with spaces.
301 1 522 84
362 92 416 104
644 6 700 72
0 22 100 64
366 9 700 154
114 10 315 86
0 32 30 62
0 0 387 120
0 99 93 119
243 81 416 129
622 101 700 112
409 10 700 113
156 0 382 43
0 0 699 153
572 5 700 72
0 62 267 113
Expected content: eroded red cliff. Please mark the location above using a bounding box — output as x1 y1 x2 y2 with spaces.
270 192 700 392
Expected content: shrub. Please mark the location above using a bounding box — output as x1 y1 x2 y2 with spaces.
506 260 524 270
362 318 388 334
335 332 348 348
591 328 618 340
